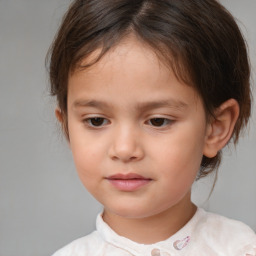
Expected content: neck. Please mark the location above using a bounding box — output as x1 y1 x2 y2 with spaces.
102 194 197 244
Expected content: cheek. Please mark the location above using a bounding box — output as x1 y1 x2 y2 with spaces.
151 127 205 184
156 145 200 205
69 131 101 180
157 135 204 169
71 145 102 196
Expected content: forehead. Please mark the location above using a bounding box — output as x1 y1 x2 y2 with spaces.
68 37 201 109
74 37 163 74
70 37 181 89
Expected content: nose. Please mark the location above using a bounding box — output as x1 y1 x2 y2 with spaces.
108 124 144 162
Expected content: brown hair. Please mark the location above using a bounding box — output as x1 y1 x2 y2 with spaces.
47 0 251 178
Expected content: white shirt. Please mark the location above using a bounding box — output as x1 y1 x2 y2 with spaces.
52 208 256 256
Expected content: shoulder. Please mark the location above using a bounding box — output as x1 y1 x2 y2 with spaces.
51 231 104 256
199 210 255 238
192 209 256 255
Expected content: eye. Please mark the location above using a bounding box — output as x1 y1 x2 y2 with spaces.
85 117 109 127
148 118 172 127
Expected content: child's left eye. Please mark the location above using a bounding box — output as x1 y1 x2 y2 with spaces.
147 118 172 127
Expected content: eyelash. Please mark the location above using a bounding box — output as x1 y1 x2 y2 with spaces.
146 118 173 127
84 117 109 127
83 117 173 128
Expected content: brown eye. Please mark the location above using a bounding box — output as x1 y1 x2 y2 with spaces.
87 117 107 127
149 118 170 127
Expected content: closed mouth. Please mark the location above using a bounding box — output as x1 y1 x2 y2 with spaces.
106 173 151 180
105 173 152 191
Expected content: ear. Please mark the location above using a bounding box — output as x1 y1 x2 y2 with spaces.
203 99 239 158
55 108 63 123
55 108 70 140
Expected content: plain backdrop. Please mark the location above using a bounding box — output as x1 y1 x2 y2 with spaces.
0 0 255 255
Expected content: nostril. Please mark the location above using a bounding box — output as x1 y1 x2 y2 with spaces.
108 131 144 162
108 146 144 162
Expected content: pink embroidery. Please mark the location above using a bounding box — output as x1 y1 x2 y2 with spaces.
173 236 190 250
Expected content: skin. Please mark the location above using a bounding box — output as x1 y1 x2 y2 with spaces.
57 37 239 244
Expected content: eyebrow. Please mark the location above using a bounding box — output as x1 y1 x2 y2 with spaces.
136 100 188 111
73 99 111 110
72 99 188 111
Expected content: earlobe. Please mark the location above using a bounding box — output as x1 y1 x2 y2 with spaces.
203 99 239 158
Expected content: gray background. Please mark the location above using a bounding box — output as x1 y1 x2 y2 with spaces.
0 0 255 255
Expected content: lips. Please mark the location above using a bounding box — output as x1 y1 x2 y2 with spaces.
106 173 152 191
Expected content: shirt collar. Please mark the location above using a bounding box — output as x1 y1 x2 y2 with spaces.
96 208 205 255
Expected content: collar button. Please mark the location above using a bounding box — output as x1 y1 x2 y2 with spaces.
151 248 161 256
151 249 171 256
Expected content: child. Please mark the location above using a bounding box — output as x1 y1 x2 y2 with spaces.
49 0 256 255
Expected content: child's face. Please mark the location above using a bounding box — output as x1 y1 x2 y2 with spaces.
66 38 210 219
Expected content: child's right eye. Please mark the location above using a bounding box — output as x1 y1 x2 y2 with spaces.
84 117 109 127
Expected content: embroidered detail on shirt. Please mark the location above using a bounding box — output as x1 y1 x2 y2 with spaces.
173 236 190 250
